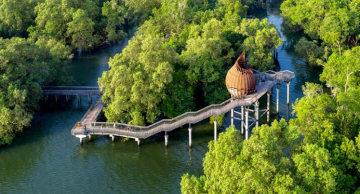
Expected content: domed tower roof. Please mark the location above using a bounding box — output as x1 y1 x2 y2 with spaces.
225 52 257 99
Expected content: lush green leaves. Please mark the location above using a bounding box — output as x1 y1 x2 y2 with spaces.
0 37 72 145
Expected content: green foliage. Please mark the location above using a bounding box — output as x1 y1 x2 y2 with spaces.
238 18 283 71
0 37 72 145
1 0 159 51
281 0 360 55
181 120 302 193
0 0 38 36
209 115 225 127
67 9 98 50
99 30 176 125
102 0 127 43
295 38 325 66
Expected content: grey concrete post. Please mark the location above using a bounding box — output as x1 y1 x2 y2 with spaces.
188 126 192 147
267 91 271 123
214 117 217 142
66 95 69 102
231 99 234 126
165 132 169 147
110 135 115 142
287 82 291 105
80 137 83 145
276 85 280 114
88 135 91 141
245 108 249 140
255 101 259 128
55 95 59 103
77 95 81 105
137 139 140 146
241 106 244 134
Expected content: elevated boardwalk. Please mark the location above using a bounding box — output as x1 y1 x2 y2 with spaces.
42 86 101 96
71 70 295 145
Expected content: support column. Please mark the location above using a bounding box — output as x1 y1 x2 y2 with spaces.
214 116 217 142
241 106 244 134
77 95 81 105
188 125 192 147
255 101 259 128
80 137 83 145
276 85 280 114
66 95 69 102
110 135 115 142
231 99 234 126
88 95 91 104
45 95 48 102
245 108 249 140
55 95 59 103
88 135 91 141
287 82 291 105
164 132 169 147
267 91 271 123
136 138 140 146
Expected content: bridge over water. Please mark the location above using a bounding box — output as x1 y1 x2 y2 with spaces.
42 86 101 103
70 70 295 146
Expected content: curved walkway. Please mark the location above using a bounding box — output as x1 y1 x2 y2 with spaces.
71 70 294 140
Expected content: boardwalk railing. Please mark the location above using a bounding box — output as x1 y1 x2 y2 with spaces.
71 70 295 139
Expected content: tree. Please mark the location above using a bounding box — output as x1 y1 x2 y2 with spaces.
238 18 283 71
181 19 234 105
0 0 38 36
294 37 325 66
67 9 98 51
98 29 176 125
181 120 301 193
102 0 127 43
0 37 72 145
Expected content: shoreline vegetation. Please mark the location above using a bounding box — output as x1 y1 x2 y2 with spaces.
181 0 360 193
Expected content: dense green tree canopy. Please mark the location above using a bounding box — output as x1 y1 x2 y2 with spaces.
0 37 72 145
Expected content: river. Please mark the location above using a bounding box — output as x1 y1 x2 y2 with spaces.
0 3 322 194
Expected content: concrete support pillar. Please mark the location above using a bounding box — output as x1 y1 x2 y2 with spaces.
245 108 249 140
188 126 192 147
241 106 244 134
255 101 259 128
66 95 69 102
165 132 169 147
88 95 91 104
88 135 91 141
80 137 83 145
267 91 271 123
110 135 115 142
231 99 234 126
136 138 140 146
77 95 81 104
276 85 280 114
214 117 217 142
45 95 48 102
231 108 234 126
287 82 291 105
55 95 59 103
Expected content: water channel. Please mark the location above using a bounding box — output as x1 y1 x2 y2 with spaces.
0 3 322 194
